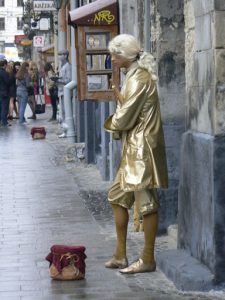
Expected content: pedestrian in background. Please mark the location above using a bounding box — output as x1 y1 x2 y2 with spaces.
6 62 16 122
44 62 58 121
104 34 168 274
27 61 39 120
12 61 21 119
0 59 10 128
16 61 30 124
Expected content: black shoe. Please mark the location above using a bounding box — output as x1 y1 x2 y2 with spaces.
28 115 36 120
48 117 56 122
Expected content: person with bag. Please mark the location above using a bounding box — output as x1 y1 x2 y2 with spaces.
104 34 168 274
16 61 30 124
27 61 39 120
0 59 11 128
34 68 45 115
44 62 58 122
7 61 20 120
12 61 21 119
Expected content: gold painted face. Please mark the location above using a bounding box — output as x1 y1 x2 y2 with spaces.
111 53 131 69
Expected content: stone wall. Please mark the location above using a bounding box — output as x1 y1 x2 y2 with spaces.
185 0 225 135
151 0 185 123
179 0 225 282
151 0 185 230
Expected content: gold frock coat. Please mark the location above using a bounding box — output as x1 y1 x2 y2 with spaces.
104 62 168 192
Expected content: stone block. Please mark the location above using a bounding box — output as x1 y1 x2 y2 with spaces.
214 49 225 134
213 11 225 48
159 85 186 123
167 224 178 242
215 49 225 82
194 14 212 51
158 186 178 232
215 85 225 135
192 50 215 87
214 136 225 282
163 124 184 148
163 124 184 181
157 249 214 291
192 0 214 17
158 0 184 20
178 131 225 282
186 86 215 135
184 0 195 30
215 0 225 10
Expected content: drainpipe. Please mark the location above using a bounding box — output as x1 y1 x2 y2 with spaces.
144 0 151 52
63 81 76 139
62 0 78 141
58 6 67 52
53 12 58 72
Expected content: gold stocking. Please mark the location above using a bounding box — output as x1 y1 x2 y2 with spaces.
141 212 158 264
111 204 129 259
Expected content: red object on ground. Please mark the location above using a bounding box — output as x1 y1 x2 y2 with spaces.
46 245 87 275
30 127 46 139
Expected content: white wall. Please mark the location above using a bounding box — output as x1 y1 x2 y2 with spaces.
0 0 23 44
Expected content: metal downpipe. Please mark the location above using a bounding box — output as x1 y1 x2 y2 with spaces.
61 0 78 141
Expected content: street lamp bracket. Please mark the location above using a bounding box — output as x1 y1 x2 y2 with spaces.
53 0 63 10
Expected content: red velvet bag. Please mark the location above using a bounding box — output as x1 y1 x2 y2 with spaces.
46 245 86 280
31 127 46 139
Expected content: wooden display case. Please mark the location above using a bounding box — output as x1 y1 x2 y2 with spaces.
69 0 119 101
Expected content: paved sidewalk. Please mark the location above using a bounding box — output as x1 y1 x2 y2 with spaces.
0 108 224 300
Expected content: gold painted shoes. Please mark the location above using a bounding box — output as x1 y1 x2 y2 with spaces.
119 258 156 274
105 256 128 269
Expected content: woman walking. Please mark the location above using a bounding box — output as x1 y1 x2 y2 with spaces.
16 62 30 124
12 61 21 119
27 61 39 120
104 34 168 274
6 63 16 121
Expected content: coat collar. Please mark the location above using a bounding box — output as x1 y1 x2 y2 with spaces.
122 61 139 76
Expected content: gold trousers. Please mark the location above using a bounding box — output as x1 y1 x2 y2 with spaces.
108 172 160 216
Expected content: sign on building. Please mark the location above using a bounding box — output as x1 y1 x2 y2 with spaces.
33 0 56 11
33 36 45 47
40 18 50 30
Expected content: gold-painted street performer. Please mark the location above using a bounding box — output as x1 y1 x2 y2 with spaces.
104 34 168 274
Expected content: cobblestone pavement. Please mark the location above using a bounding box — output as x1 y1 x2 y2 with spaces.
0 107 225 300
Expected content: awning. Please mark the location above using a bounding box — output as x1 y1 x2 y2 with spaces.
40 43 54 54
68 0 118 27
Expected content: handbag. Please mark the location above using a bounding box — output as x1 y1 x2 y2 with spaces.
46 245 86 280
49 85 58 98
35 94 45 114
27 86 34 96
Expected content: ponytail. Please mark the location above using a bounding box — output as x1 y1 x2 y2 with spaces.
108 34 157 80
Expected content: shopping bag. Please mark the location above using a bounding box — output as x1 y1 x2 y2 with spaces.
35 94 45 114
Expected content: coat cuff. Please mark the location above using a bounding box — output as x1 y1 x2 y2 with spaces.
104 115 116 132
104 115 122 140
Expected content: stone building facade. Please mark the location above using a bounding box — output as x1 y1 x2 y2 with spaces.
178 0 225 284
119 0 225 286
70 0 225 286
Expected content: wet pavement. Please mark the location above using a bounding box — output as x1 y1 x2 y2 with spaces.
0 107 225 300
